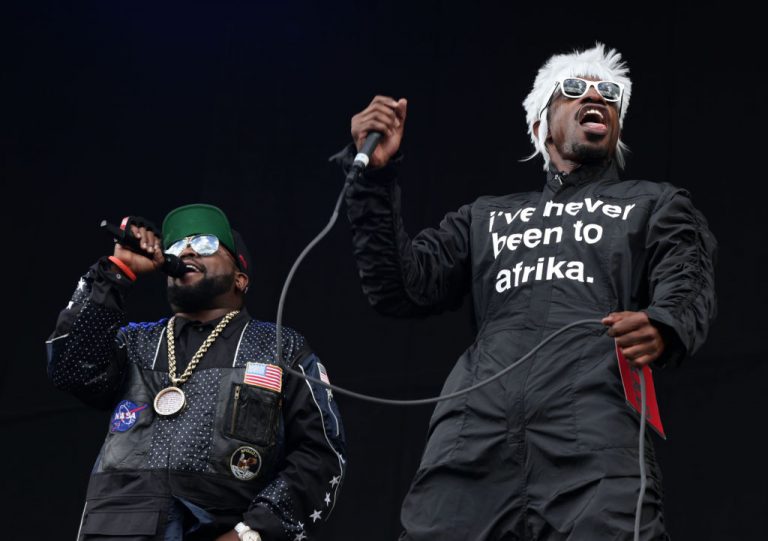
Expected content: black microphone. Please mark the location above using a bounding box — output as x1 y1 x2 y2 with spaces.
100 220 190 278
352 131 383 170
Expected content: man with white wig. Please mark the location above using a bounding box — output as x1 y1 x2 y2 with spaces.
333 42 717 540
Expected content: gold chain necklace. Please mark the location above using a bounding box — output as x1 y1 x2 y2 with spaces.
153 310 240 416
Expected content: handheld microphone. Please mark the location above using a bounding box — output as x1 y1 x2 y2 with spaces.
100 220 190 278
352 131 383 170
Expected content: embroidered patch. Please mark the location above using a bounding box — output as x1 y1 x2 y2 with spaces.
110 400 149 433
317 362 330 385
244 362 282 393
230 446 262 480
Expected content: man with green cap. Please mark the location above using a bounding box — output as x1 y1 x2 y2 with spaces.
46 203 347 541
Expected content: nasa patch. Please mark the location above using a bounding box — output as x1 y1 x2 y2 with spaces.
230 446 262 481
110 400 149 433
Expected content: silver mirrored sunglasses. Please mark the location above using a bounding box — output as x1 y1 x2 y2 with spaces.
165 234 220 257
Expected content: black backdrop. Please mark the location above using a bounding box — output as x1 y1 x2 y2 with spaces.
2 1 766 540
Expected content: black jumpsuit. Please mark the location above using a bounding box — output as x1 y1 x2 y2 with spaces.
335 145 717 540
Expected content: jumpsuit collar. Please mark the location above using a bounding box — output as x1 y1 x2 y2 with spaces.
545 160 621 192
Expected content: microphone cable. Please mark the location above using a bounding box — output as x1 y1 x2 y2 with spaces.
273 166 649 540
635 369 648 541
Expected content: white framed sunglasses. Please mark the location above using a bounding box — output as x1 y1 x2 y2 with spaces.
557 77 623 102
540 77 624 119
165 234 220 257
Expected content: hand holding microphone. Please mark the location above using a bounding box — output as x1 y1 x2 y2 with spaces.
350 95 408 170
101 217 189 278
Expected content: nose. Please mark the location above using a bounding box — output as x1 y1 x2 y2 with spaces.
179 243 199 258
583 83 605 102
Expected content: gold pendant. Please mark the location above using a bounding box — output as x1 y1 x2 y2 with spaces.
154 386 186 417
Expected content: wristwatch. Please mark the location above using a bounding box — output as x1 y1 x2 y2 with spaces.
234 522 262 541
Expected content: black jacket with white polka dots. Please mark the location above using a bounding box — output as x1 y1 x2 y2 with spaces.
47 258 347 541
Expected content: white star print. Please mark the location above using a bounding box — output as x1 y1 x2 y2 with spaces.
297 521 304 529
66 301 74 310
310 509 322 522
329 475 340 487
294 532 307 541
76 278 86 292
324 492 331 506
326 388 333 400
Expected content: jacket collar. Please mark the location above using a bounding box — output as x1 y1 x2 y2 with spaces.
173 308 249 339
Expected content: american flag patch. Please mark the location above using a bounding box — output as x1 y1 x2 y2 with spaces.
317 363 330 385
244 362 282 393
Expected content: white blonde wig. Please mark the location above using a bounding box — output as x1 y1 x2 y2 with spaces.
522 42 632 170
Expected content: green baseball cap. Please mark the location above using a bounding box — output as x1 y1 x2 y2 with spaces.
162 203 237 257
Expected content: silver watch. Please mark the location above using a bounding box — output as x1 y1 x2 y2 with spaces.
234 522 262 541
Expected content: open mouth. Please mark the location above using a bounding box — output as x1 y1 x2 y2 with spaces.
182 261 204 274
578 104 609 134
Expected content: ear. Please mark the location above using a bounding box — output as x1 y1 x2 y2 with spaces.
235 272 249 294
533 120 541 140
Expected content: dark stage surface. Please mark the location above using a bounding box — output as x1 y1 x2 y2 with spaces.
2 1 765 539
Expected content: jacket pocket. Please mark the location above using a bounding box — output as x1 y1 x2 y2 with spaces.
224 383 281 446
81 510 159 539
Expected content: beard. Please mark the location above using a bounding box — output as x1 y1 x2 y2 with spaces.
167 272 235 313
570 141 611 164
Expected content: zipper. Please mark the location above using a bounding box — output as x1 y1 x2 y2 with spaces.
230 385 241 433
553 173 571 195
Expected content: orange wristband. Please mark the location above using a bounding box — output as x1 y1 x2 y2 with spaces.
107 255 137 282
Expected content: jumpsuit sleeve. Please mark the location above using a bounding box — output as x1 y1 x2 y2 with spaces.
244 348 347 541
643 186 718 366
332 143 472 317
45 257 134 408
